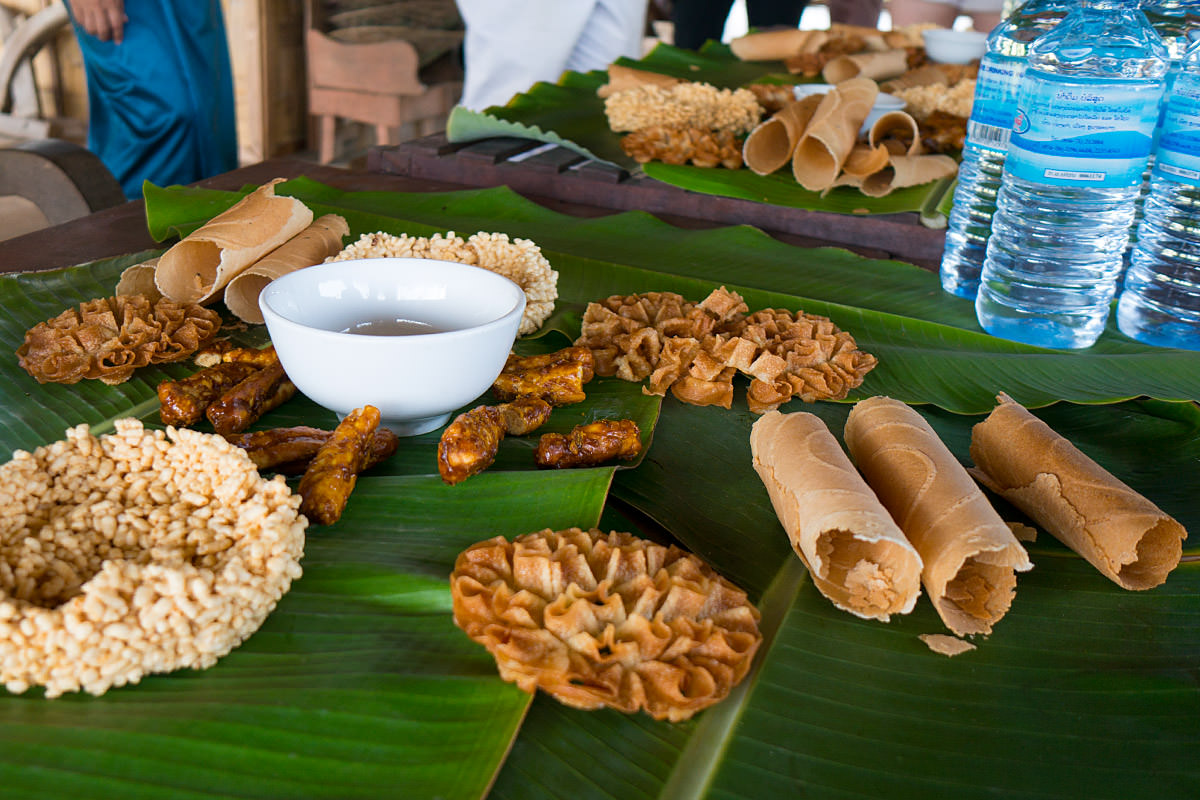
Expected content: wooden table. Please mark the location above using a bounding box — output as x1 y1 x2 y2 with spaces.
4 157 941 275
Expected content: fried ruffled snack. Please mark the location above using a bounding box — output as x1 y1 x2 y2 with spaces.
17 295 221 385
450 527 763 721
298 405 381 525
224 424 399 475
576 287 877 413
620 125 745 169
493 346 594 406
535 419 642 469
438 396 554 485
205 360 296 435
158 361 261 427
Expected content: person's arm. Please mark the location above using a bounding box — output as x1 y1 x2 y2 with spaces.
68 0 127 44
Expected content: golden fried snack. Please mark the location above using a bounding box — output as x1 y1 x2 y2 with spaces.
298 405 381 525
17 294 220 385
157 361 261 427
205 360 296 435
498 395 554 436
221 343 279 367
451 527 762 721
224 425 399 475
576 287 877 414
493 346 594 406
438 405 505 486
620 125 745 169
603 82 761 136
438 396 554 485
535 419 642 469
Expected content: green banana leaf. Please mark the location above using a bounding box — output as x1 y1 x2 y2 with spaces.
444 43 951 220
1 179 1197 799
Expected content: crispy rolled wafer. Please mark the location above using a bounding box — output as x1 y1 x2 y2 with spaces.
298 405 380 525
224 214 350 324
869 110 923 156
822 49 910 85
155 179 313 305
157 361 261 427
969 394 1187 590
743 95 823 176
857 154 958 197
791 77 878 191
730 28 828 61
115 258 162 301
224 425 399 474
206 360 296 435
750 410 922 621
844 396 1032 636
841 143 891 178
597 63 682 98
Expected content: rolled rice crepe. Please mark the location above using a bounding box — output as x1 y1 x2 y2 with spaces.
115 258 162 301
730 28 828 61
822 49 910 85
791 77 878 191
224 214 351 324
155 179 313 305
970 393 1187 591
742 95 823 175
869 110 923 156
844 396 1032 636
750 410 923 622
597 64 681 98
840 143 891 178
838 154 958 197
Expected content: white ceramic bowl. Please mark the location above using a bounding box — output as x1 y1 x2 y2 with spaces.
922 28 988 64
259 257 526 436
792 83 907 135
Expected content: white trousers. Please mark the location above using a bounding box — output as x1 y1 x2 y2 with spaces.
457 0 649 111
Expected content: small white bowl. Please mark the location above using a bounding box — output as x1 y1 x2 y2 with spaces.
792 83 907 135
922 28 988 64
260 257 526 436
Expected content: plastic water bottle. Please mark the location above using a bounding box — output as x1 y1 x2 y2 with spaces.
1117 34 1200 349
974 0 1168 349
939 0 1072 299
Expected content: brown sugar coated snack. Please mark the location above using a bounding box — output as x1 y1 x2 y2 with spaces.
0 419 305 698
451 527 762 722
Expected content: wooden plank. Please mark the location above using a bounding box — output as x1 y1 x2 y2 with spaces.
506 144 584 174
456 137 541 166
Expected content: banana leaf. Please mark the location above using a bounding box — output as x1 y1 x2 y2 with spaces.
443 44 951 220
1 179 1197 799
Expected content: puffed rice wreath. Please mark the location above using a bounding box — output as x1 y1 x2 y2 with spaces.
327 230 558 336
451 527 763 722
0 419 306 698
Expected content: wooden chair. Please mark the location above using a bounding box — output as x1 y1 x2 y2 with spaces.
0 1 80 143
304 1 462 164
0 138 125 241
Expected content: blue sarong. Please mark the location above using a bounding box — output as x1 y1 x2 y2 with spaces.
64 0 238 198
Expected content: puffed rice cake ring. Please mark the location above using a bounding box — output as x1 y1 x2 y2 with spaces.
0 419 306 698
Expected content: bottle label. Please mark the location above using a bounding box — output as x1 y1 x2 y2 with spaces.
1006 72 1163 188
1153 71 1200 188
966 55 1025 153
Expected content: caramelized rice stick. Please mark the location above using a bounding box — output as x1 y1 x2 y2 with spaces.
205 361 296 434
493 346 595 406
224 425 399 474
535 419 642 469
298 405 381 525
157 361 261 427
222 344 279 367
438 396 554 485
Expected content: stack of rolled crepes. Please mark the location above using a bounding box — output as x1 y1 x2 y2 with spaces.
752 394 1188 638
740 78 957 195
117 179 350 323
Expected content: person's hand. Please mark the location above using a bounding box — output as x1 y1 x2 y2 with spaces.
69 0 127 44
